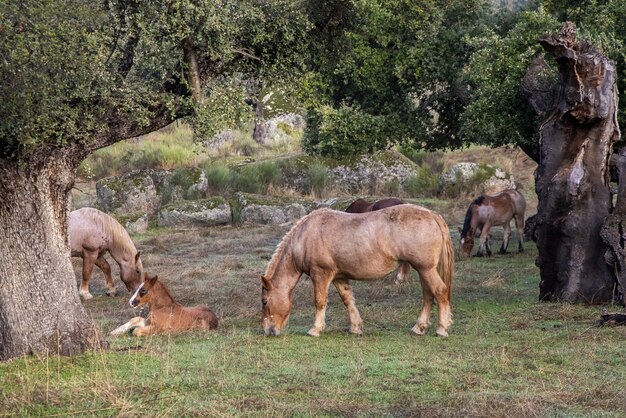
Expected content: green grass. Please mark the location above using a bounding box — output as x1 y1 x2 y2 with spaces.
2 225 625 416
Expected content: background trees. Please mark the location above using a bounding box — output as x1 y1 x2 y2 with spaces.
302 0 494 156
301 0 626 161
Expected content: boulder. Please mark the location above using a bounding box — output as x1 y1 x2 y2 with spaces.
233 193 318 225
96 170 168 216
331 153 418 194
115 212 149 234
440 162 516 194
157 198 231 228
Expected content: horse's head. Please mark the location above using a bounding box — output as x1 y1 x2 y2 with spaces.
458 226 474 258
121 252 144 292
261 275 291 336
129 272 157 308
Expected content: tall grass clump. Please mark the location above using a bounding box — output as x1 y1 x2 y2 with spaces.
83 124 202 179
203 163 234 195
308 163 332 198
404 167 440 197
232 161 282 194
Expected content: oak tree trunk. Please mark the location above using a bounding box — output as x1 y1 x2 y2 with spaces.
535 23 620 303
0 154 103 360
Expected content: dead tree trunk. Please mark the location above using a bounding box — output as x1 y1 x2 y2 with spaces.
535 23 620 303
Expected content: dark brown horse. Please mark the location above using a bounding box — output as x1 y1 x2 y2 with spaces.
110 273 218 336
345 198 408 284
345 198 405 213
458 189 526 257
261 205 454 337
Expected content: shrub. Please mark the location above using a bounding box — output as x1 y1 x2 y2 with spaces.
302 104 392 158
383 178 401 196
308 163 332 198
233 166 263 194
204 163 234 195
404 167 439 197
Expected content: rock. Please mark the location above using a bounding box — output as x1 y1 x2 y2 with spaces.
157 198 231 228
331 153 418 194
439 162 480 185
234 193 317 225
440 162 516 194
96 170 169 216
115 212 149 234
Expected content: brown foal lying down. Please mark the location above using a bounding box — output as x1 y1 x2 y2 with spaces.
111 273 218 336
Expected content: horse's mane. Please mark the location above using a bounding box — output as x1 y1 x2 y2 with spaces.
152 278 176 304
79 207 137 258
264 208 332 279
460 196 486 238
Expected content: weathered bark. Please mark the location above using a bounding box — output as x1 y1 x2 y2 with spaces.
535 23 619 303
0 154 104 360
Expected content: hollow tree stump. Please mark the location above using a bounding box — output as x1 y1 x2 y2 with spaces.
535 23 620 303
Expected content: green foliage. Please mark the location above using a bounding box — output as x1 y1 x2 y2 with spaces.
403 168 440 198
302 0 495 156
0 0 312 162
461 9 561 155
307 163 332 197
302 104 392 157
232 161 282 194
83 125 200 179
462 1 626 156
203 163 234 195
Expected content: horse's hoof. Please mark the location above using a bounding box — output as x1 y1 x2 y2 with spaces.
436 329 449 337
349 326 363 335
106 290 117 297
80 292 93 300
411 324 427 336
307 328 321 337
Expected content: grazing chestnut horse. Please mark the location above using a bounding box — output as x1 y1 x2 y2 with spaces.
458 189 526 257
261 205 454 337
69 207 144 299
345 198 409 284
110 273 218 336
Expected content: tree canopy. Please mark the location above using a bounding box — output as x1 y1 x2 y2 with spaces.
0 0 311 162
301 0 626 160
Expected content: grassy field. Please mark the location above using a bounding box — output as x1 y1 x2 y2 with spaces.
2 212 626 417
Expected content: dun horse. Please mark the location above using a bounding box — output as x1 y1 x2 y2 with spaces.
458 189 526 257
261 205 454 337
345 198 409 284
70 207 144 299
110 273 218 336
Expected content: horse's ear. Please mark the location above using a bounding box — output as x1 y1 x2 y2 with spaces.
261 275 273 290
145 273 157 284
135 252 141 263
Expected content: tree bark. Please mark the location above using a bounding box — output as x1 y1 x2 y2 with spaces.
534 23 620 303
0 154 104 360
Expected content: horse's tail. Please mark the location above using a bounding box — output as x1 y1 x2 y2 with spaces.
433 213 454 302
